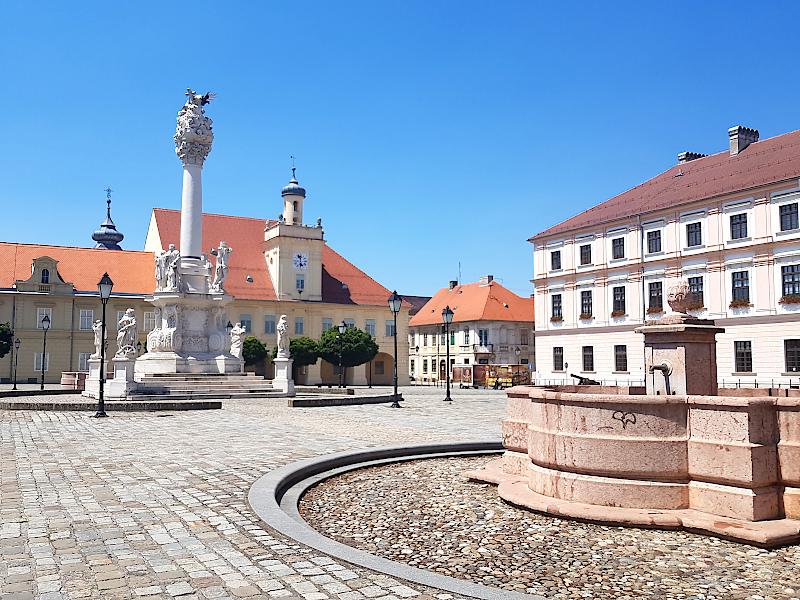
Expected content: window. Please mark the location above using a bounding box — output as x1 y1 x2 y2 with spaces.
612 238 625 259
34 352 49 372
780 203 799 232
450 332 455 345
78 353 91 371
553 347 564 371
143 311 157 332
580 290 592 316
265 315 276 334
375 361 385 375
649 282 663 310
365 319 376 336
579 244 592 266
423 333 428 346
647 230 661 254
79 309 94 331
520 328 529 345
582 346 594 372
689 276 704 306
116 310 126 329
686 222 702 247
612 286 625 313
41 269 50 284
410 359 415 374
386 320 396 337
551 250 561 271
732 271 750 302
551 294 562 318
735 341 753 373
322 317 333 332
478 329 489 346
343 318 355 329
295 317 304 335
239 314 252 333
782 265 800 297
296 274 305 290
730 213 748 240
37 307 52 329
423 359 428 374
786 340 800 373
464 329 470 345
614 345 627 372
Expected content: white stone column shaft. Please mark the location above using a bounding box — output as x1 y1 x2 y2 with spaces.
180 164 203 258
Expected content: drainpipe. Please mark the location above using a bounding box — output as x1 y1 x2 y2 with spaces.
638 213 646 385
9 295 17 380
69 297 76 371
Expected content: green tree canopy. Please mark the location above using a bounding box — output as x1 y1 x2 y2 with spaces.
0 323 12 359
242 336 268 366
317 327 378 369
271 337 319 368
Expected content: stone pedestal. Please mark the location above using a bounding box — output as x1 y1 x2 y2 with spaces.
83 358 109 399
635 315 724 396
106 357 138 399
272 357 294 395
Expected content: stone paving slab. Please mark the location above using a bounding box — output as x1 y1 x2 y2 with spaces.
0 386 507 600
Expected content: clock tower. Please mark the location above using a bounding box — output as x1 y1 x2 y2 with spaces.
264 170 324 301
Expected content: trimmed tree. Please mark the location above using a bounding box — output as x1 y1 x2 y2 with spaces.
317 327 379 373
242 336 268 366
0 323 12 359
271 337 319 380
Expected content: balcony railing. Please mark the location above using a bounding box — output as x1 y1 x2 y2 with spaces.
473 344 493 354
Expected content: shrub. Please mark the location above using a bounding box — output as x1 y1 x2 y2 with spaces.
242 336 268 366
579 313 592 320
779 295 800 305
610 310 626 318
550 316 563 322
729 298 751 309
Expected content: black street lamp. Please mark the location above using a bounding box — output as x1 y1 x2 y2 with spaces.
337 321 346 388
388 291 403 408
515 346 521 365
94 272 113 418
442 305 454 402
12 338 20 391
137 341 143 356
226 321 234 337
40 314 50 390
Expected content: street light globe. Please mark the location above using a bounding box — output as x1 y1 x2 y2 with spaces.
338 321 347 334
41 314 51 331
98 272 114 300
442 305 454 324
388 291 402 314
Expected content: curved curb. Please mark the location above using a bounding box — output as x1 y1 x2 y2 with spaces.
247 442 545 600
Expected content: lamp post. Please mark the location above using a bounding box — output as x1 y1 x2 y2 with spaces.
442 305 454 402
94 272 113 418
515 347 521 365
40 314 50 390
12 338 20 391
137 341 142 356
388 291 402 408
415 345 419 385
337 321 346 388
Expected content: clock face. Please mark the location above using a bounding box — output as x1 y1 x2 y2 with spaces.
293 253 308 269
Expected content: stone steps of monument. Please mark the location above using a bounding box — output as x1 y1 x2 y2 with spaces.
131 385 275 394
127 391 285 401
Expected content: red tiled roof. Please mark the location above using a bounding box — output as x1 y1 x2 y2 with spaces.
531 128 800 241
0 242 154 295
151 209 401 307
409 281 534 326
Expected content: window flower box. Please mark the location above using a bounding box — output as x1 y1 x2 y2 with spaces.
646 307 664 314
579 313 593 320
687 302 705 311
779 295 800 305
610 310 626 318
550 316 563 322
729 298 751 309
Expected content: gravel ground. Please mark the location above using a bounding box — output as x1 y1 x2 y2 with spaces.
299 456 800 600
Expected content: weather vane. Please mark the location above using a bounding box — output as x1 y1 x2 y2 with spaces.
104 187 113 201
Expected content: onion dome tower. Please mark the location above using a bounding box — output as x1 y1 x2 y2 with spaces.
281 167 306 225
92 189 124 250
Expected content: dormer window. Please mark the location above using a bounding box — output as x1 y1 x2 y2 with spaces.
41 269 50 284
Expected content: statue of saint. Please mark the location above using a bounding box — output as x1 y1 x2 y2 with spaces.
91 320 105 358
115 309 138 358
165 244 181 291
229 322 246 358
211 241 232 292
154 250 169 291
276 315 290 358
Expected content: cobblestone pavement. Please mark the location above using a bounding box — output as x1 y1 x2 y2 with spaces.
300 456 800 600
0 386 506 600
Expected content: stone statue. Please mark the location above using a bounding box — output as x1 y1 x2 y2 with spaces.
175 89 214 167
316 218 322 228
201 253 213 281
165 244 181 291
115 308 138 358
667 279 692 314
211 241 232 293
276 315 290 358
229 322 246 358
154 250 169 291
91 320 105 358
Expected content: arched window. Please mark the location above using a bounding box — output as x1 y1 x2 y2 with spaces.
41 269 50 284
293 201 298 212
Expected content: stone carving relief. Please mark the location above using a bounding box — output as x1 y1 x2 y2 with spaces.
229 322 246 358
211 241 232 293
175 89 214 167
276 314 290 358
115 308 138 358
667 279 692 314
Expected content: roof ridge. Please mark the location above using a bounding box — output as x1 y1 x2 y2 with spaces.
0 241 152 255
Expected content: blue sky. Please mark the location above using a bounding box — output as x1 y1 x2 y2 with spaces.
2 2 799 299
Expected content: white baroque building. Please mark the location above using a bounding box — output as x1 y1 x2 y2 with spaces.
532 126 800 386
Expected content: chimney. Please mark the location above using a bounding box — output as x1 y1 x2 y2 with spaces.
479 275 494 286
449 280 458 290
678 152 707 164
729 126 759 156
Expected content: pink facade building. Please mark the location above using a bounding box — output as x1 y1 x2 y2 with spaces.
531 126 800 386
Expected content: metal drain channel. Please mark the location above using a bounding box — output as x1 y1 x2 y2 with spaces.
247 441 545 600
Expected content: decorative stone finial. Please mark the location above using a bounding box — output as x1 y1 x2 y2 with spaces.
667 279 692 314
175 89 214 167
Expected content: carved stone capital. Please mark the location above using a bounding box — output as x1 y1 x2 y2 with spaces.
174 102 213 167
